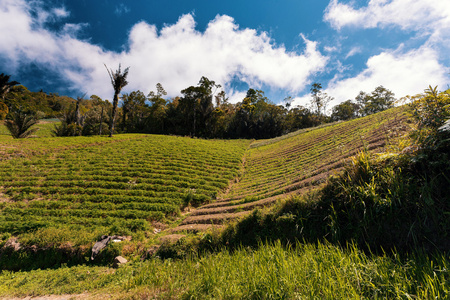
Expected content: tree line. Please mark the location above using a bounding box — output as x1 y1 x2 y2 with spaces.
0 68 397 139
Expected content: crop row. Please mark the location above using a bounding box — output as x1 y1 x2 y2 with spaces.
0 175 228 190
4 190 211 206
225 107 410 199
4 186 183 198
0 135 250 236
0 214 154 235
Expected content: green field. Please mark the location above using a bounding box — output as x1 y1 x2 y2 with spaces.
1 106 449 299
0 134 249 260
179 106 411 228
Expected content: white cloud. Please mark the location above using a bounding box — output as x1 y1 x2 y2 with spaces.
322 0 450 110
0 0 328 101
345 46 362 59
291 44 448 110
325 45 448 106
324 46 338 53
226 89 247 104
324 0 450 33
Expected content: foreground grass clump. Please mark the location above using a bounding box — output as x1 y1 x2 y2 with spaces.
0 241 448 299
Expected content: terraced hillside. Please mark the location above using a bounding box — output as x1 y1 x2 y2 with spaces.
179 107 411 231
0 135 250 247
0 107 412 255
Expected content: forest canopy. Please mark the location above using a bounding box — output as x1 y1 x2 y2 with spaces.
1 72 400 139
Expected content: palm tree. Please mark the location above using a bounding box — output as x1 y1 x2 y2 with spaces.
0 73 19 101
104 64 129 137
5 108 38 138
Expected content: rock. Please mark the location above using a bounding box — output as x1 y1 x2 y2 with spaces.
91 235 132 260
4 237 21 251
91 235 112 260
113 256 127 267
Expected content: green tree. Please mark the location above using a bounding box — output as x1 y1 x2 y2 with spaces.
5 107 38 138
361 86 395 116
231 89 286 138
285 105 319 131
331 100 360 121
310 82 333 116
82 95 111 136
180 77 220 137
410 85 450 131
53 95 87 137
0 74 19 119
121 90 148 132
0 101 8 120
147 83 168 133
105 64 130 137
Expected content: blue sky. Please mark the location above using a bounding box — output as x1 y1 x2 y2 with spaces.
0 0 449 110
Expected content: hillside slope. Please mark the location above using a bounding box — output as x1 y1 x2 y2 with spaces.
0 135 249 269
178 107 412 231
0 106 413 269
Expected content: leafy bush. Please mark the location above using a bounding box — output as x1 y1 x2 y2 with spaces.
410 86 450 131
5 108 38 138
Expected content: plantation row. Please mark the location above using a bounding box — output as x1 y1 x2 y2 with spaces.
228 107 409 200
3 187 212 203
179 107 412 229
0 135 250 237
0 215 152 235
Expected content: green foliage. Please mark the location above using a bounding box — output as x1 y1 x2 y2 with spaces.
410 85 450 132
331 99 360 121
361 86 396 116
0 101 8 120
53 122 83 137
310 82 333 115
1 242 448 299
5 108 38 138
0 73 19 100
121 90 148 132
4 85 76 119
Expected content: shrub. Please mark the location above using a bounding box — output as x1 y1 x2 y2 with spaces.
4 108 38 138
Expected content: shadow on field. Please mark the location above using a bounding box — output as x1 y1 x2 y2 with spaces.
0 239 122 271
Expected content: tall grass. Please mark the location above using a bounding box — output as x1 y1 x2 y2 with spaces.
1 241 448 299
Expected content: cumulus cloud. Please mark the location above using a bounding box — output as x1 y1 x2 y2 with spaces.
325 45 447 106
0 0 328 101
292 45 448 109
319 0 450 109
324 0 450 33
324 0 450 54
